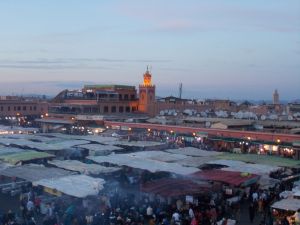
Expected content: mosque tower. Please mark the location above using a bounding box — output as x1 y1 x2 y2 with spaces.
273 89 279 105
139 67 156 115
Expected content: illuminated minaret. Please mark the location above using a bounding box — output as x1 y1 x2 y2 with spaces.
139 67 156 115
273 89 279 105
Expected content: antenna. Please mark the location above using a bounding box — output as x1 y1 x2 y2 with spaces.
179 83 182 99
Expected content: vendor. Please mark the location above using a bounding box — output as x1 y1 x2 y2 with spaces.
294 209 300 225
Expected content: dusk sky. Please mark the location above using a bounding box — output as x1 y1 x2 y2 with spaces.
0 1 299 100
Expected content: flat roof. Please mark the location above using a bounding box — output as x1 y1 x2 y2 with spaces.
212 120 253 127
84 84 136 90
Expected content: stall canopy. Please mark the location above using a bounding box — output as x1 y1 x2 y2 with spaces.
33 175 105 198
78 144 123 156
207 159 280 175
0 164 73 182
141 178 212 197
88 154 200 176
48 160 120 175
271 198 300 212
0 147 25 156
0 136 89 151
191 170 260 187
217 153 300 168
166 147 222 157
0 150 54 165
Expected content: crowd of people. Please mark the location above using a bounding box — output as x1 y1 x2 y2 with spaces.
1 175 299 225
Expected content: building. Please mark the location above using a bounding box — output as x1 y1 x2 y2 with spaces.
138 68 156 116
273 89 279 105
0 96 48 118
40 68 247 132
49 84 139 119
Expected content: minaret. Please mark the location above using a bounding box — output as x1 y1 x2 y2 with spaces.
139 67 156 116
273 89 279 105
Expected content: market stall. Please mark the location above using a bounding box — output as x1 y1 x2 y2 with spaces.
33 174 105 198
48 159 121 175
0 150 54 165
141 178 212 198
192 170 260 187
271 198 300 224
88 153 200 176
78 143 124 156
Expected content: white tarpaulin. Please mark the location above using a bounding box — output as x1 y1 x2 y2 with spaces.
78 144 123 156
0 164 73 182
166 147 222 157
0 147 25 156
39 133 118 144
0 136 89 151
114 140 164 148
88 154 200 175
127 151 188 162
207 159 279 175
48 160 120 175
33 175 105 198
271 198 300 212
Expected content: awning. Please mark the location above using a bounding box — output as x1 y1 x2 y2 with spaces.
35 118 75 125
0 151 54 165
271 198 300 212
33 175 105 198
191 169 260 187
208 137 244 143
141 178 211 197
0 164 73 182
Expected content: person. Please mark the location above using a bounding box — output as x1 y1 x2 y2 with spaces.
281 216 290 225
188 206 195 220
294 209 300 225
249 203 255 223
172 211 180 225
146 205 153 220
26 200 34 212
252 192 258 202
34 197 41 215
190 217 198 225
28 217 37 225
27 189 35 202
162 217 170 225
176 199 183 211
45 203 53 218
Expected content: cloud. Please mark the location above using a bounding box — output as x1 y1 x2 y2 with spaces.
116 1 300 34
0 58 171 70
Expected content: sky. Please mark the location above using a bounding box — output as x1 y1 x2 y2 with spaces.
0 0 299 100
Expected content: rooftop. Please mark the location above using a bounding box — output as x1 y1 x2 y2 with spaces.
83 84 136 90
